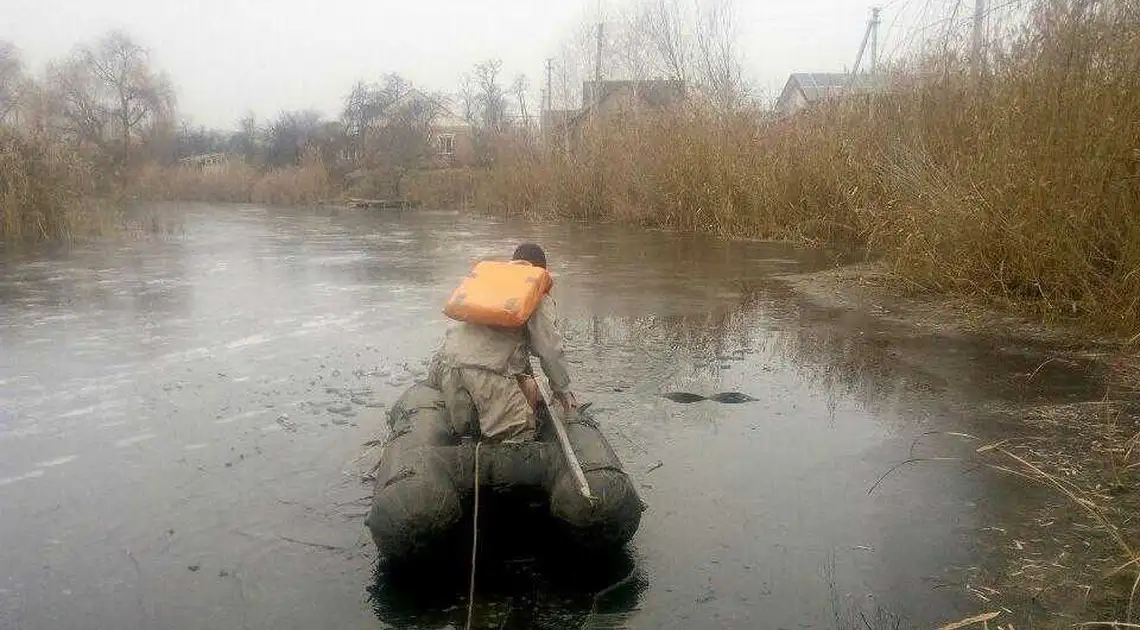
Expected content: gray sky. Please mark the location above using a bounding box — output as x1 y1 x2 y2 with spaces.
3 0 969 130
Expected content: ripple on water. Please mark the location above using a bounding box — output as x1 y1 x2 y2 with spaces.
226 334 274 350
34 455 78 468
114 434 156 447
0 470 44 487
213 410 271 425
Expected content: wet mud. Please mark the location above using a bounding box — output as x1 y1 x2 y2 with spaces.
0 202 1127 629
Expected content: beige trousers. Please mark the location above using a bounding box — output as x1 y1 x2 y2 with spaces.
438 366 536 443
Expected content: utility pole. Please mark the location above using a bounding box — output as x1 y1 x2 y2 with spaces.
595 22 604 82
849 7 875 77
972 0 986 74
545 57 553 111
585 21 604 107
870 6 881 73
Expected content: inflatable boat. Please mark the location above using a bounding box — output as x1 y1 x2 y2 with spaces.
365 381 645 563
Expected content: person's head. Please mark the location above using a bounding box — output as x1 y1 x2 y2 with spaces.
511 243 547 269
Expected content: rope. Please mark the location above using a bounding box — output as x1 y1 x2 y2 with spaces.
578 566 639 630
465 440 482 630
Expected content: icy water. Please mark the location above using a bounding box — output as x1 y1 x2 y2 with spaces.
0 203 1107 629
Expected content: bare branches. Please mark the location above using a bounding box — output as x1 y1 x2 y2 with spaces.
511 74 530 124
0 41 24 125
463 59 507 133
548 0 749 112
38 30 175 167
458 59 515 164
694 0 746 109
340 73 444 174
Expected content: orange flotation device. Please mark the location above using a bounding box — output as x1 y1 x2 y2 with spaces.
443 260 553 328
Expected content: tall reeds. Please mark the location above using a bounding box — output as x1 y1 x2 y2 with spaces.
0 131 118 241
131 147 335 207
474 0 1140 337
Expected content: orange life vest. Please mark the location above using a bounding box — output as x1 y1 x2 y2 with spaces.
443 259 553 328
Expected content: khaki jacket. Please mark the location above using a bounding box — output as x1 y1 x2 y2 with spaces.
432 294 572 394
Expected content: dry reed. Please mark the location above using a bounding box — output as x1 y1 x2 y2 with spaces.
131 147 336 207
474 0 1140 338
0 131 122 241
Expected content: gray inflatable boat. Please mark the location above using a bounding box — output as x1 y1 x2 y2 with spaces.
365 382 645 563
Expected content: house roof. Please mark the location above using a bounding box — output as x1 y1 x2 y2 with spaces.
434 104 469 128
776 72 887 112
581 79 687 109
568 79 688 127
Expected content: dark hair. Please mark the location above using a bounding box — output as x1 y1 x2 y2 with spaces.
511 243 547 268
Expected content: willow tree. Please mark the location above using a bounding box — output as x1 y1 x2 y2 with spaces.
46 30 176 169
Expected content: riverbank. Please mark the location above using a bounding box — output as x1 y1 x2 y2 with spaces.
779 259 1140 628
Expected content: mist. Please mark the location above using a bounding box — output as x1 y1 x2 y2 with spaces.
1 0 972 130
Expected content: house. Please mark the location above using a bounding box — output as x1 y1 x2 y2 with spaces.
541 79 689 150
340 87 479 169
428 106 477 168
575 79 687 127
580 79 687 110
178 152 228 174
774 72 887 116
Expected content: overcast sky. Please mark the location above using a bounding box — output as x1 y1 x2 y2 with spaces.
3 0 973 130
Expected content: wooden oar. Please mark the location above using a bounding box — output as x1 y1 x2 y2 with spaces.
536 377 594 502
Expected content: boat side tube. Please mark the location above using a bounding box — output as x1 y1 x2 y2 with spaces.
546 408 645 551
366 383 462 561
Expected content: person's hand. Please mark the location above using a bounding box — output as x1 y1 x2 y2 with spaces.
517 375 540 410
555 390 577 413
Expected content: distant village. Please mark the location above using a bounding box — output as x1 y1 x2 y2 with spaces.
179 71 888 174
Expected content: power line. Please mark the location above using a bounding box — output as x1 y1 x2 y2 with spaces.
876 0 1031 66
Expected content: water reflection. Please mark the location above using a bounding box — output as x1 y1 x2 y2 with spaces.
565 281 1106 429
542 254 1111 627
369 545 646 629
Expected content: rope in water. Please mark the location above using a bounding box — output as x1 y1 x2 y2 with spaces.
464 440 482 630
580 566 638 629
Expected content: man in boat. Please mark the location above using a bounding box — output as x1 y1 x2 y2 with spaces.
427 243 578 443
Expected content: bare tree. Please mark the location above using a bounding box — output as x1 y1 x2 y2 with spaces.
638 0 693 82
694 0 745 109
458 60 511 163
338 74 443 195
511 74 530 126
229 112 262 165
341 74 442 171
461 60 507 132
550 0 748 112
265 109 326 167
0 41 24 125
46 30 176 165
84 31 175 162
343 75 414 137
45 56 109 147
550 19 603 109
175 121 228 158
